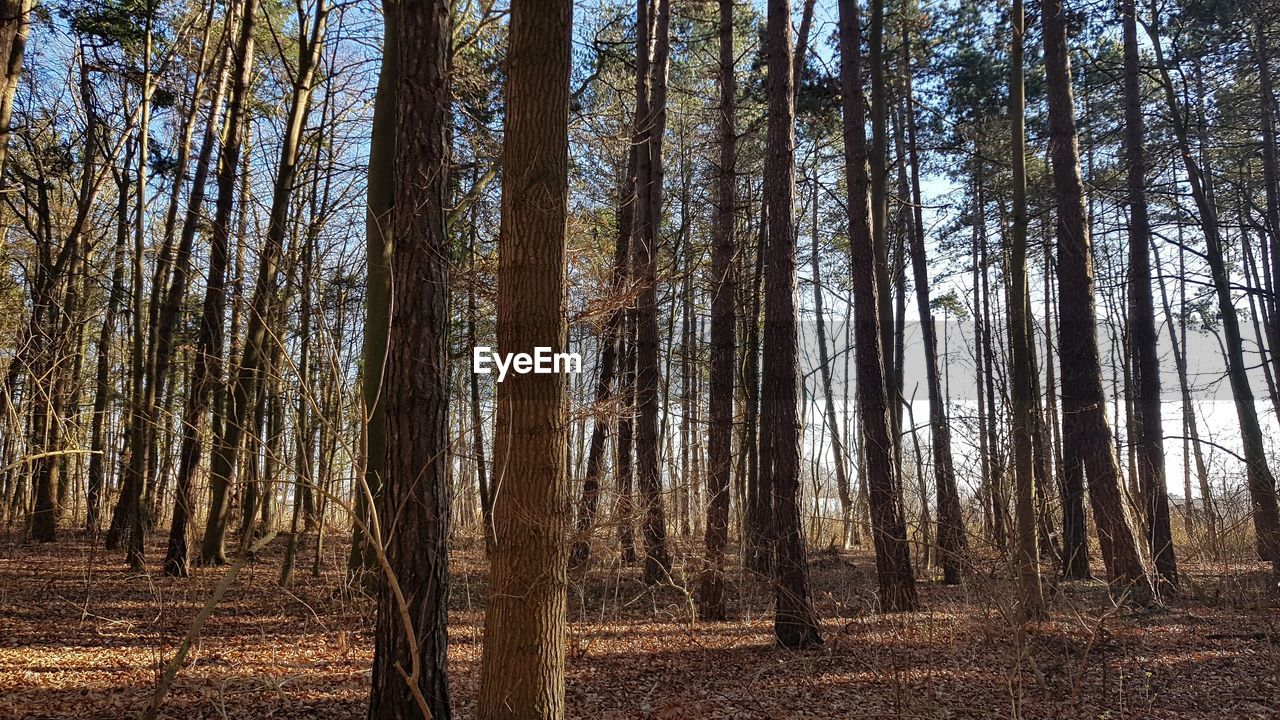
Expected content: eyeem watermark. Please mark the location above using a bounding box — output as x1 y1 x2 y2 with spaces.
473 346 582 382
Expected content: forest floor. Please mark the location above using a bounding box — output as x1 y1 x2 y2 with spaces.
1 534 1278 719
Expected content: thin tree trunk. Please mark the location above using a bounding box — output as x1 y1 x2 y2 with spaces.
1044 0 1151 598
162 3 237 577
1009 0 1044 618
200 1 327 565
1123 0 1176 588
698 1 734 612
0 0 31 176
351 0 397 587
839 0 917 612
569 147 635 568
633 0 672 585
1146 5 1280 570
902 26 965 583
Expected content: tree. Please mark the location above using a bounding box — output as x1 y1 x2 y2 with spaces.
0 0 31 177
198 0 328 565
697 0 735 622
477 0 573 714
761 0 822 648
1122 0 1177 589
569 145 635 569
901 14 965 585
164 0 256 576
633 0 673 585
351 0 397 587
1041 0 1151 599
1008 0 1043 618
839 0 917 612
1145 1 1280 573
366 0 453 715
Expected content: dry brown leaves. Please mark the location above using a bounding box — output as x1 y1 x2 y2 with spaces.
1 536 1278 719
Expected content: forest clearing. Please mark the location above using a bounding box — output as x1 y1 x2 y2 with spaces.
4 0 1280 715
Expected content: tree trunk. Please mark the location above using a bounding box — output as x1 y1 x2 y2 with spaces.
1146 6 1280 571
1043 0 1150 598
616 307 638 564
902 24 965 584
168 0 255 571
467 202 493 550
633 0 672 585
477 1 572 714
351 0 397 587
1009 0 1044 618
763 0 822 647
163 4 238 577
0 0 31 177
87 163 130 536
743 200 770 573
1123 0 1176 589
811 194 852 552
570 146 636 569
367 0 452 716
698 0 734 614
200 0 326 565
839 0 917 612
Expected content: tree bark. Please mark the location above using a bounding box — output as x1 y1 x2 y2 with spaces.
633 0 672 585
839 0 917 612
1009 0 1044 618
0 0 31 177
367 0 453 716
476 1 572 714
1043 0 1150 598
698 0 734 614
763 0 822 647
1122 0 1177 589
352 0 398 587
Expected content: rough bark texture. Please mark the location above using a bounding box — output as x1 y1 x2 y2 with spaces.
697 0 735 623
476 1 572 715
1042 0 1151 599
761 0 823 648
1123 0 1177 589
367 0 453 716
839 0 917 612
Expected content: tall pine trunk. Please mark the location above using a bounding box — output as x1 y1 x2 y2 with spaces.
1122 0 1176 588
633 0 672 585
367 0 452 716
1009 0 1044 618
1042 0 1150 598
477 1 573 714
839 0 917 612
697 0 734 617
